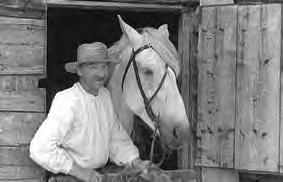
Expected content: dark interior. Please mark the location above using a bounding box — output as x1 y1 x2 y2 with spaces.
46 7 180 170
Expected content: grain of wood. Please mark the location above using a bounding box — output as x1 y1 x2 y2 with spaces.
0 75 45 112
0 112 45 145
0 0 45 19
95 0 197 4
200 0 234 6
0 45 45 75
197 5 237 168
0 17 45 45
0 75 44 91
0 0 45 11
0 90 45 112
279 3 283 174
0 179 44 182
0 17 46 74
0 146 38 166
0 166 45 180
235 4 281 172
202 167 239 182
178 9 196 169
47 0 184 12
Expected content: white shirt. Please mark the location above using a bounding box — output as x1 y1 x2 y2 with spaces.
29 82 139 174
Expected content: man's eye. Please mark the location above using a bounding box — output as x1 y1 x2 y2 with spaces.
143 68 153 75
90 65 98 69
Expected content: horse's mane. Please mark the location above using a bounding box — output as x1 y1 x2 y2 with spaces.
108 27 180 76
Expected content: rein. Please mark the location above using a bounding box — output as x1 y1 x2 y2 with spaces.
121 44 169 165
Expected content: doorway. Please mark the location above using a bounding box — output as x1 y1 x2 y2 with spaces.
46 7 180 169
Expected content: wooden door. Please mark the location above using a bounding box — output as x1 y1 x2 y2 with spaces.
197 3 282 173
0 1 46 181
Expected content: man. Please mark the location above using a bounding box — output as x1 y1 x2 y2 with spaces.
29 42 147 182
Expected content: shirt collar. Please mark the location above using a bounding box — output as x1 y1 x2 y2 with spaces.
76 82 101 98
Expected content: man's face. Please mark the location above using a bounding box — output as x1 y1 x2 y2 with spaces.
78 62 109 91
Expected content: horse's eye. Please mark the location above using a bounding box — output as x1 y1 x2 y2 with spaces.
143 68 154 76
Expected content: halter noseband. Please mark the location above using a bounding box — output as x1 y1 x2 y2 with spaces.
121 44 168 131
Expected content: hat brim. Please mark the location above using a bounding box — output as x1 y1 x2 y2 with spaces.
65 59 119 73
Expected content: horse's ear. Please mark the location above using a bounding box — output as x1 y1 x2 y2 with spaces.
117 15 143 49
158 24 169 38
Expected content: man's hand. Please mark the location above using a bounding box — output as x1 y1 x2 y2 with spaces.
129 158 151 174
69 162 103 182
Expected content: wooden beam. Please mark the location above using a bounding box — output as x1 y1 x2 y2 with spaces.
0 90 45 112
0 17 46 74
201 167 239 182
0 179 44 182
49 169 196 182
0 17 45 46
0 0 45 10
0 75 45 112
92 0 198 4
178 8 198 169
236 0 283 4
197 5 237 168
0 0 46 19
0 146 37 166
0 45 45 75
0 112 45 146
47 0 184 12
200 0 234 6
280 3 283 174
0 166 45 180
235 4 281 172
0 76 43 92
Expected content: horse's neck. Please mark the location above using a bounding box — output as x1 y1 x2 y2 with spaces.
107 63 134 135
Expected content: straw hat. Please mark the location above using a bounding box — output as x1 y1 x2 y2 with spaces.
65 42 118 73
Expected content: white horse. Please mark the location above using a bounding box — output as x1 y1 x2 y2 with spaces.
108 16 190 150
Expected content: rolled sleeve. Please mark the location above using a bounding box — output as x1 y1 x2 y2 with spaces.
29 92 75 174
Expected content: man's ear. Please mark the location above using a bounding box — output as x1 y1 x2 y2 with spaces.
77 66 82 76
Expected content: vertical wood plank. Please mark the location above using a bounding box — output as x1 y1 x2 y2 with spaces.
235 4 281 172
202 167 239 182
280 3 283 174
197 5 237 168
178 8 197 169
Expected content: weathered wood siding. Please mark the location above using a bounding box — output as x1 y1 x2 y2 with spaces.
197 4 282 173
200 0 234 6
197 5 237 168
178 8 198 170
235 4 281 172
0 1 46 181
280 4 283 174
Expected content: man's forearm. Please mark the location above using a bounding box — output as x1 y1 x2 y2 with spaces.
69 161 104 182
69 162 94 181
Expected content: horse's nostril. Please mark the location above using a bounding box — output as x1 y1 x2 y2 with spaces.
173 127 179 139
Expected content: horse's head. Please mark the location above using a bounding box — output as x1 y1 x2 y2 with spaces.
109 16 190 148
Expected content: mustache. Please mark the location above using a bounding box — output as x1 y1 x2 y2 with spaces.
94 76 106 81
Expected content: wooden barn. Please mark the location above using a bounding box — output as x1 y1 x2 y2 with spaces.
1 0 283 182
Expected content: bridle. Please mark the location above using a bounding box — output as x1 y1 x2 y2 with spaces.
121 43 169 165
